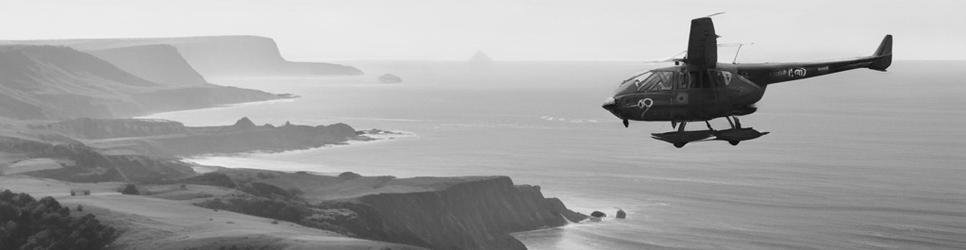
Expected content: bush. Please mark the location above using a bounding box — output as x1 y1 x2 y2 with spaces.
241 182 299 200
0 190 116 250
182 172 237 188
120 184 139 195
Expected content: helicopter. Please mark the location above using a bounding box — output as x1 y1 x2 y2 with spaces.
601 16 892 148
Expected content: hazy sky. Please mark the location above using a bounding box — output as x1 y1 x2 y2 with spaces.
1 0 963 61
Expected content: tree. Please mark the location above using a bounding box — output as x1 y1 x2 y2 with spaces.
0 190 116 249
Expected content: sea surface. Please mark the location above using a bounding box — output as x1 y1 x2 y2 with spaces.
143 61 966 250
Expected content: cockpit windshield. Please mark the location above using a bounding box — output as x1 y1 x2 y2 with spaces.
614 71 673 95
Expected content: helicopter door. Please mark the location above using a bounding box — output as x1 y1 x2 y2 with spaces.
709 70 732 102
673 71 690 105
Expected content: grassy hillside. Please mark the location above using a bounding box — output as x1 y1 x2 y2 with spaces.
0 45 280 119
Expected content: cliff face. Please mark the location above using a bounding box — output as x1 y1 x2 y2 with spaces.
187 170 587 250
340 176 587 250
88 44 209 86
0 45 279 119
3 36 362 77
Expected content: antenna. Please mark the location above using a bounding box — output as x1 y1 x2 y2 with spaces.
705 12 726 18
731 42 755 64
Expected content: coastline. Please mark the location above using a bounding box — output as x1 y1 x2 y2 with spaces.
134 97 299 125
181 130 417 175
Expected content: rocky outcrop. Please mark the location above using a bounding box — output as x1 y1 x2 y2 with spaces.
333 176 587 250
3 36 362 77
232 117 257 129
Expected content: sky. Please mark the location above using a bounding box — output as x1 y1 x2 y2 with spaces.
1 0 963 61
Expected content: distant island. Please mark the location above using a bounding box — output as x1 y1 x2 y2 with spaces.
469 50 493 64
379 73 403 83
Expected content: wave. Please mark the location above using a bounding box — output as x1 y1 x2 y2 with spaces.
539 115 600 124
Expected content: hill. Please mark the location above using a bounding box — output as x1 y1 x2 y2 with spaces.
0 45 280 119
2 36 362 78
87 44 209 86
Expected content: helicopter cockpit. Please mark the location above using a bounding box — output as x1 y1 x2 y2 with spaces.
614 69 734 96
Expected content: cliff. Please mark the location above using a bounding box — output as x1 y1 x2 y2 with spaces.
0 45 280 119
345 176 587 250
87 44 209 86
202 170 588 250
2 36 362 77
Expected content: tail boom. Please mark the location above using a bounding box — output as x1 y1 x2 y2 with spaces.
734 34 893 85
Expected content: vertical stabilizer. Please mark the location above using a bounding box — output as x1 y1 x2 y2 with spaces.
869 35 892 71
685 17 718 67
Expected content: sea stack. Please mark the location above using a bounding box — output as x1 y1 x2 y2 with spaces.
379 73 403 83
232 117 257 129
468 50 493 65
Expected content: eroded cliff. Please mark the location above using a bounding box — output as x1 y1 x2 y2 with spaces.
343 176 586 250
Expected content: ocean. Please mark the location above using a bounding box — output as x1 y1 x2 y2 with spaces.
142 61 966 250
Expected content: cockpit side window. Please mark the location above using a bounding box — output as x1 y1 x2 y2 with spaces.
646 72 673 91
675 71 690 89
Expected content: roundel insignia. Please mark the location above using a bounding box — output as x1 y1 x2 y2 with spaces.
676 92 688 104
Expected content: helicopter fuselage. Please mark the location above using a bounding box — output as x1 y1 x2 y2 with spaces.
602 53 891 123
604 64 763 122
602 16 891 147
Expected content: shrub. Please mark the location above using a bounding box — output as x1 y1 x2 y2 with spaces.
120 184 139 195
0 190 116 250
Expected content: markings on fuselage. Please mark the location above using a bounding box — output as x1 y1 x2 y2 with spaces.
771 67 808 78
638 98 654 117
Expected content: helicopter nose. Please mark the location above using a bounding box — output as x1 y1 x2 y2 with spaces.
601 96 617 111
